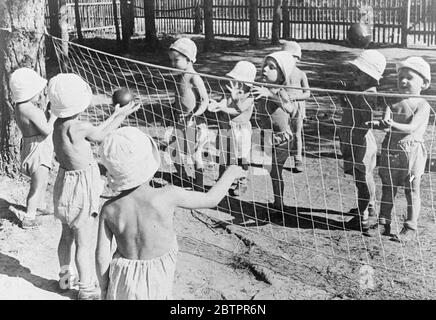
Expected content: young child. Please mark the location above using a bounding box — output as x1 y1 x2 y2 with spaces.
168 37 210 190
282 41 311 173
96 127 246 300
338 50 386 233
252 51 297 209
9 68 55 229
208 61 256 196
368 57 431 242
48 73 139 299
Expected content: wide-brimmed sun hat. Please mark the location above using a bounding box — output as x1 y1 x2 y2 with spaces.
48 73 92 118
226 61 257 87
396 56 431 84
169 38 197 63
282 41 302 60
9 68 47 103
100 126 161 192
348 50 386 81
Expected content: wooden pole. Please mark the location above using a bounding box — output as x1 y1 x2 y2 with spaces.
401 0 411 47
249 0 258 45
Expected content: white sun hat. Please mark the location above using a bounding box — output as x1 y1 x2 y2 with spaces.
348 49 386 81
226 61 257 87
100 127 161 192
396 56 431 83
282 41 302 60
48 73 92 118
9 68 47 103
169 38 197 63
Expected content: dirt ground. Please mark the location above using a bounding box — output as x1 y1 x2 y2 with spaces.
1 36 436 300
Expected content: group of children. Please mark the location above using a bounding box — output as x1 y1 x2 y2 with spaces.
6 36 432 299
338 50 431 242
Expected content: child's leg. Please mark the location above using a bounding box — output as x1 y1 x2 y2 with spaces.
379 175 398 226
73 217 98 292
367 172 376 216
58 223 74 271
26 166 50 219
404 176 422 230
292 117 304 171
271 144 289 207
354 170 370 220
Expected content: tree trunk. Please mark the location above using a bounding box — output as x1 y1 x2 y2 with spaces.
0 0 46 176
74 0 83 43
249 0 258 45
282 0 290 40
193 0 203 34
271 0 282 44
204 0 214 51
144 0 158 49
120 0 134 52
47 0 61 60
112 0 121 48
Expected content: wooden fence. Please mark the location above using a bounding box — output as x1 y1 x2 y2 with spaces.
45 0 436 47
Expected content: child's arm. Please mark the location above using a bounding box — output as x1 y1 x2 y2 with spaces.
26 107 54 136
95 208 113 300
192 74 209 117
387 102 430 133
290 73 311 101
252 86 297 115
170 165 246 209
75 101 140 143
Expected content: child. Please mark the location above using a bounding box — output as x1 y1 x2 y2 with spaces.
282 41 311 173
48 73 139 299
252 51 297 208
338 50 386 233
368 57 431 242
9 68 55 229
168 37 210 190
208 61 256 196
96 127 246 300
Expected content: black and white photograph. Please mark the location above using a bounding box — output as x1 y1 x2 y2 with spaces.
0 0 435 306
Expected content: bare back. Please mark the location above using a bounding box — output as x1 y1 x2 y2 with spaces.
53 117 95 170
102 184 177 260
15 103 46 137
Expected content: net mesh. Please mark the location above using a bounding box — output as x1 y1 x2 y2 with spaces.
51 36 436 296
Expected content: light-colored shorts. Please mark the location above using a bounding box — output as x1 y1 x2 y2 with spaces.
379 139 427 185
53 161 104 229
106 244 178 300
20 134 53 177
229 121 252 159
339 130 377 175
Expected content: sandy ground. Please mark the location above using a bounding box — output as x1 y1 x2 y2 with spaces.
1 37 436 300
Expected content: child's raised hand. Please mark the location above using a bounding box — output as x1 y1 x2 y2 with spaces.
252 86 272 100
115 101 140 116
225 165 248 180
226 81 248 101
208 99 221 112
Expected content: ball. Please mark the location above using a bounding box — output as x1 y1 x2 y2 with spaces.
112 88 134 106
347 23 372 48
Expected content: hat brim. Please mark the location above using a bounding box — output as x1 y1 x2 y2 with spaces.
51 103 89 118
226 71 254 86
396 61 431 82
14 78 47 103
348 60 382 81
110 136 161 192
